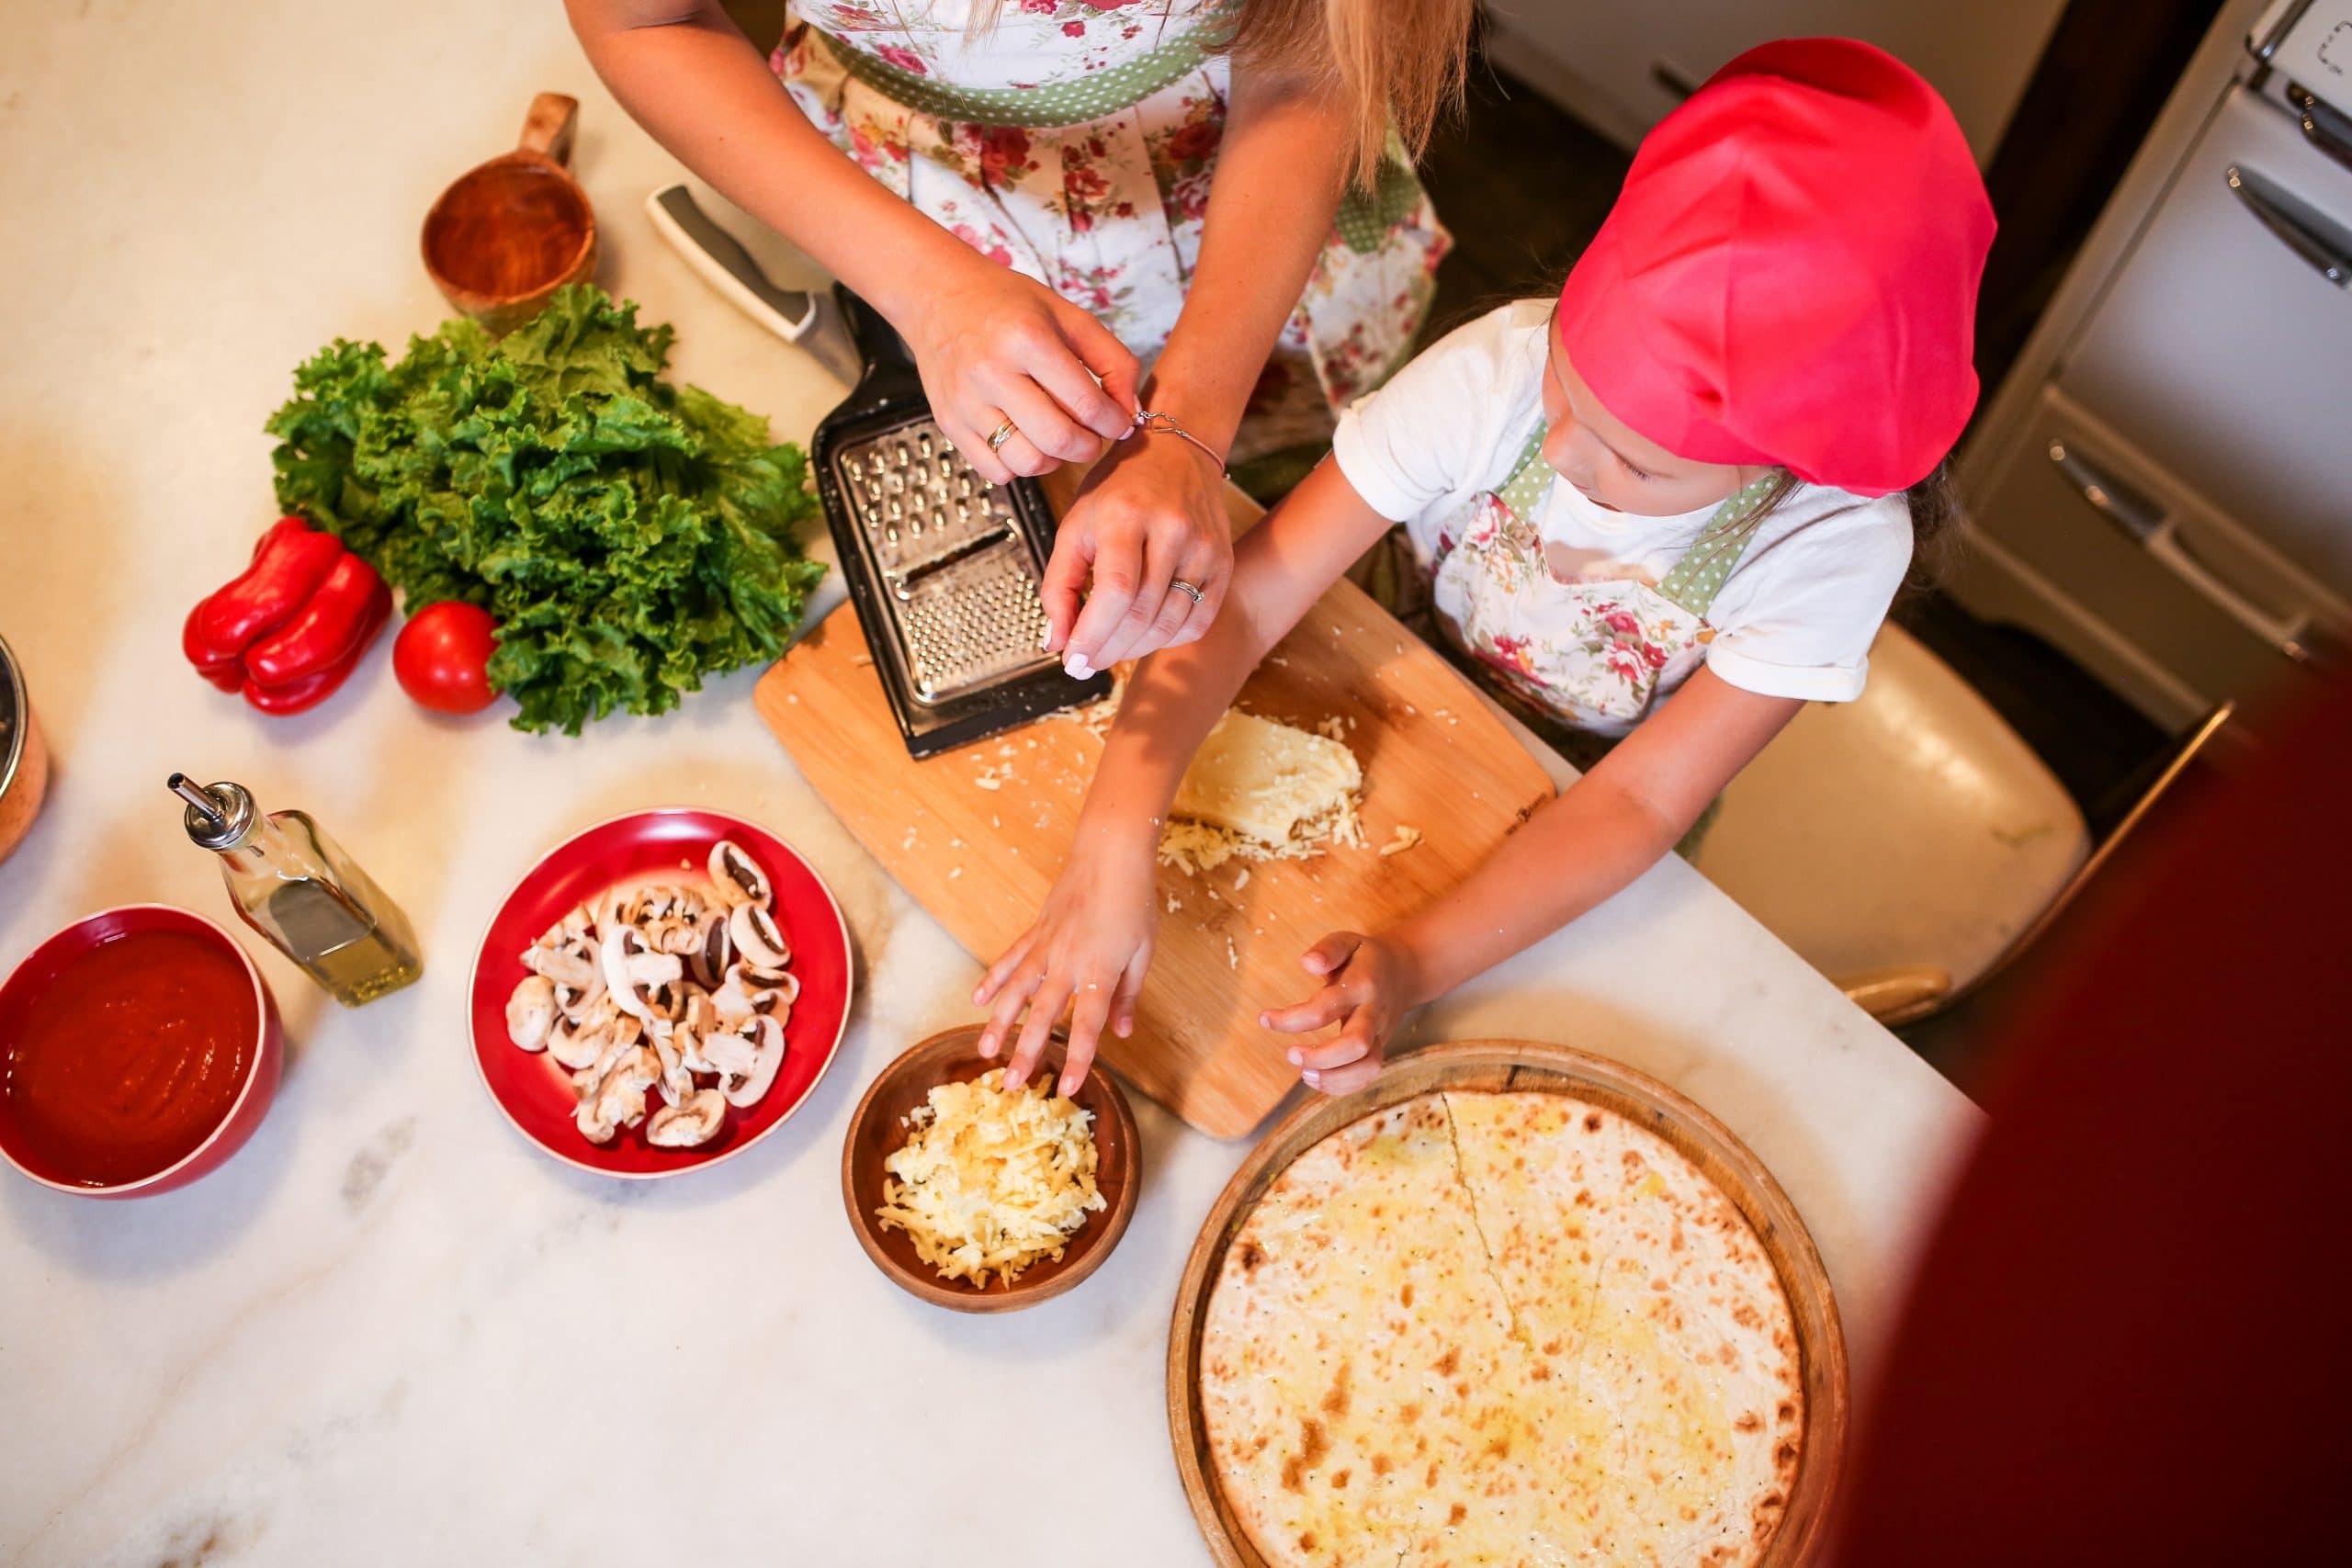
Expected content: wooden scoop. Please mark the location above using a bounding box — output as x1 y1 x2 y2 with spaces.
421 94 597 333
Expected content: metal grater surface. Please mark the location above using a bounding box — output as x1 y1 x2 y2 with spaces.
831 419 1058 705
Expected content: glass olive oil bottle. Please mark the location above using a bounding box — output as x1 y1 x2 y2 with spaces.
170 773 422 1006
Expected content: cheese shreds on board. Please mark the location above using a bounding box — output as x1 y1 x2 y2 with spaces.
1159 709 1364 874
875 1069 1104 1288
1378 824 1423 857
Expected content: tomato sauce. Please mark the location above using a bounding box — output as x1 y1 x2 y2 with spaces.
2 930 256 1186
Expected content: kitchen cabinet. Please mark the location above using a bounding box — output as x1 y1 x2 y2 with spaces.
1482 0 2068 163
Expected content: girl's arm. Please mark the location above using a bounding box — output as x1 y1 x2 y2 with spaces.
976 457 1391 1093
1268 670 1804 1094
564 0 1137 475
1043 58 1355 673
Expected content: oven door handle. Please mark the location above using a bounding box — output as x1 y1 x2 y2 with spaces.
2046 439 2325 664
2226 163 2352 288
2287 84 2352 174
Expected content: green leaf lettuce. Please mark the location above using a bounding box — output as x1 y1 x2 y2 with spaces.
266 285 825 734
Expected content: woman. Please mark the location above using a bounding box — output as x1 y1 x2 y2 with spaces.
567 0 1464 672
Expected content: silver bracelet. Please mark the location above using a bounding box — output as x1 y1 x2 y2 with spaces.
1132 409 1228 476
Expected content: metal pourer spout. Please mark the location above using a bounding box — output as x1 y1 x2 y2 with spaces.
168 772 259 852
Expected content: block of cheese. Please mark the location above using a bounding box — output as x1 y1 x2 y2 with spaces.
1171 709 1363 847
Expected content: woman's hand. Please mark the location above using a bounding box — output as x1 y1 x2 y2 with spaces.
1261 931 1428 1096
899 254 1141 486
1042 429 1234 674
972 837 1160 1097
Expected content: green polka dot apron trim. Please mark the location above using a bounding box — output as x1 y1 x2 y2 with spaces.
1425 426 1792 738
1489 430 1786 618
815 28 1428 257
820 25 1220 130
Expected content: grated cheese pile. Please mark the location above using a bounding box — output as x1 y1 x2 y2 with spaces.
1159 709 1364 874
876 1069 1105 1288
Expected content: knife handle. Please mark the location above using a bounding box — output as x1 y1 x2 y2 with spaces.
644 184 820 343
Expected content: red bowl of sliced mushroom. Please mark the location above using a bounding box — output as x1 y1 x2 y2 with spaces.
468 808 854 1178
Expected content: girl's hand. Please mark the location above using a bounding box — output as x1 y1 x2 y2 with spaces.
1261 931 1425 1096
973 840 1160 1097
899 255 1141 486
1043 431 1234 675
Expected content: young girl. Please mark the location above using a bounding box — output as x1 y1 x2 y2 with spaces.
973 38 1997 1099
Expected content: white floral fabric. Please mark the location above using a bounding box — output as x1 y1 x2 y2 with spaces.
1425 436 1772 737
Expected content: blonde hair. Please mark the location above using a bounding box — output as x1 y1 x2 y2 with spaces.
1229 0 1472 183
961 0 1472 185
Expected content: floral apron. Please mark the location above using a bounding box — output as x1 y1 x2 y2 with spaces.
1427 429 1786 741
772 1 1451 458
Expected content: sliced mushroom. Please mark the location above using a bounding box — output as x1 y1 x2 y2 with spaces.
711 966 763 1029
575 1044 661 1144
601 924 685 1023
548 1016 606 1072
646 1020 695 1104
708 840 773 909
729 903 791 978
549 997 634 1071
506 976 557 1052
688 918 734 991
702 1014 786 1108
647 1088 728 1148
554 970 606 1025
677 1021 718 1077
540 902 595 948
521 937 599 991
594 883 650 933
656 894 720 957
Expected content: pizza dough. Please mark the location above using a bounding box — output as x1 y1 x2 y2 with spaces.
1200 1091 1803 1568
1161 709 1364 874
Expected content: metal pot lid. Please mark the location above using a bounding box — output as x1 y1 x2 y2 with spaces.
0 633 28 801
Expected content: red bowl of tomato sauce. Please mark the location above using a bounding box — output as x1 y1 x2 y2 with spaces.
0 905 282 1197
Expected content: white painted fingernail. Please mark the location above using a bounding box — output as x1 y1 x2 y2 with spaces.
1039 624 1053 650
1066 656 1092 679
1303 1071 1321 1087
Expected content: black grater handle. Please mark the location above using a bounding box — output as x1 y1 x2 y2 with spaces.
832 282 926 406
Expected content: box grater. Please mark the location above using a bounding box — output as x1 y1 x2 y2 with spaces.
811 285 1112 757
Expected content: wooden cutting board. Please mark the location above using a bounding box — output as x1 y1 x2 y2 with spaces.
754 480 1555 1138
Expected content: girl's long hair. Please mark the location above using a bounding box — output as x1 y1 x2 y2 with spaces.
959 0 1473 186
1227 0 1475 184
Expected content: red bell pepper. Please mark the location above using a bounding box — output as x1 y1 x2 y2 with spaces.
185 517 390 715
183 603 243 693
238 632 376 716
195 517 347 656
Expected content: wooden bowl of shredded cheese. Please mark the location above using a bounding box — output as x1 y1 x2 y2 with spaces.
842 1026 1139 1312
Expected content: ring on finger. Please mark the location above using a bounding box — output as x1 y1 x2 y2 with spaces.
1170 578 1204 605
986 417 1020 454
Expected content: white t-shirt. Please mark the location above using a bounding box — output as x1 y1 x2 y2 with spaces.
1331 299 1913 704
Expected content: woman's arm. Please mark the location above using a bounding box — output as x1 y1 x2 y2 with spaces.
977 457 1391 1092
564 0 1136 473
1043 58 1355 672
1268 670 1805 1093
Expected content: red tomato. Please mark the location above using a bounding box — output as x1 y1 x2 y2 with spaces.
392 602 500 715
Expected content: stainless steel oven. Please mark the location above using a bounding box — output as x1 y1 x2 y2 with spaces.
1953 0 2352 731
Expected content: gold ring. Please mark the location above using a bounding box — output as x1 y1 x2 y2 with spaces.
1170 579 1204 605
986 417 1019 454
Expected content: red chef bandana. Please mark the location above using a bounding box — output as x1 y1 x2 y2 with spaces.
1555 38 1996 497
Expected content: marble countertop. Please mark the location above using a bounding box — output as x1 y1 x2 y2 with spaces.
0 4 1981 1563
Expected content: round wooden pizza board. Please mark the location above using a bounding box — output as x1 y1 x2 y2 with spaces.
1167 1039 1849 1567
